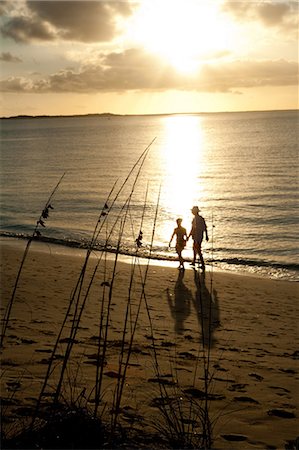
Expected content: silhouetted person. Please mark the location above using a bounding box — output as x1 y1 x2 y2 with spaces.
166 269 192 335
188 206 209 270
169 218 187 270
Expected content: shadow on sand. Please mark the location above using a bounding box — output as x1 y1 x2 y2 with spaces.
192 269 220 348
166 270 192 335
166 268 220 345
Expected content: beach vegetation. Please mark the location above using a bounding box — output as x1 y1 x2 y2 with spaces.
1 139 220 449
0 173 65 349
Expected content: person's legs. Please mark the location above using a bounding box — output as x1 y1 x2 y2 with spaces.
176 246 184 268
179 250 184 268
192 242 199 265
198 240 205 270
199 250 205 270
192 242 204 268
177 249 181 268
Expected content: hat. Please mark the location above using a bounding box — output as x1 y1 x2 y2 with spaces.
191 206 199 213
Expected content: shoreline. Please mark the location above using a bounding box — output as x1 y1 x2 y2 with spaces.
1 239 298 449
1 235 298 283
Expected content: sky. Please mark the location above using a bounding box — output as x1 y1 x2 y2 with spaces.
0 0 298 116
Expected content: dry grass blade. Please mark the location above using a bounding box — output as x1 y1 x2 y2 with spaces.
0 173 65 349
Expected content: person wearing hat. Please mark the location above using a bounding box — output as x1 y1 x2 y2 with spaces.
187 206 209 270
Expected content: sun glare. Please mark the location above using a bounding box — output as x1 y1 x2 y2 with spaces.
127 0 233 73
160 115 205 231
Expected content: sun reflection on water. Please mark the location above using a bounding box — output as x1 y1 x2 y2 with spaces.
158 115 206 245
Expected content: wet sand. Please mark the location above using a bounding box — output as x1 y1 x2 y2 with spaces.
1 239 298 449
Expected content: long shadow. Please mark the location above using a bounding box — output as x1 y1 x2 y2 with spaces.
192 270 220 348
166 270 192 335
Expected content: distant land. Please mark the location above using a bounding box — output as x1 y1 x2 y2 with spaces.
0 109 297 120
0 112 120 120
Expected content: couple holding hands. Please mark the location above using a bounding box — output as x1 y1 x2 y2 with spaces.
169 206 209 271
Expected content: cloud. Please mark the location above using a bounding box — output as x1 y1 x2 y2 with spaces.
0 2 8 16
0 48 297 94
1 15 55 42
222 1 298 35
0 51 22 63
1 1 134 43
198 59 298 92
0 76 32 92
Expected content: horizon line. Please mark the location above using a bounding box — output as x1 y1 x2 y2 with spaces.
1 108 298 120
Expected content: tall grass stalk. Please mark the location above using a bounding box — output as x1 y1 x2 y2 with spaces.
109 184 158 435
31 140 155 426
0 173 65 349
53 140 153 403
30 183 117 427
92 163 153 423
107 184 171 442
93 245 108 419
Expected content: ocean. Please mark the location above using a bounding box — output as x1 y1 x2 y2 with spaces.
0 110 298 281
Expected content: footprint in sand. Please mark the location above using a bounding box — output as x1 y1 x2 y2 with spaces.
268 409 296 419
83 353 107 367
280 368 297 375
184 388 225 401
228 383 248 392
178 351 196 360
148 377 176 386
213 363 228 372
233 396 259 404
104 370 123 379
221 434 248 442
269 385 291 397
249 372 264 381
161 341 176 348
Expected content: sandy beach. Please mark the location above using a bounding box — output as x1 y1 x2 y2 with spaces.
1 238 298 449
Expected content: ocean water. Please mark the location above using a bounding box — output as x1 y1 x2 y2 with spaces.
0 110 298 281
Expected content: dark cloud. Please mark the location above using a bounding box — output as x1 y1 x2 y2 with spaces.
258 2 291 26
222 0 298 37
1 1 134 43
27 0 132 42
0 51 22 63
0 1 14 16
1 16 55 42
0 48 297 94
222 1 298 34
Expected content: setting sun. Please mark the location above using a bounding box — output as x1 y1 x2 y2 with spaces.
127 0 234 73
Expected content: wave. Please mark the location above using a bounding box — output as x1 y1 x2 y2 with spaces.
215 256 299 272
1 231 299 278
0 231 179 263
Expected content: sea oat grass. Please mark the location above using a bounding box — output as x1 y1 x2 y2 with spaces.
0 173 65 349
1 137 223 449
